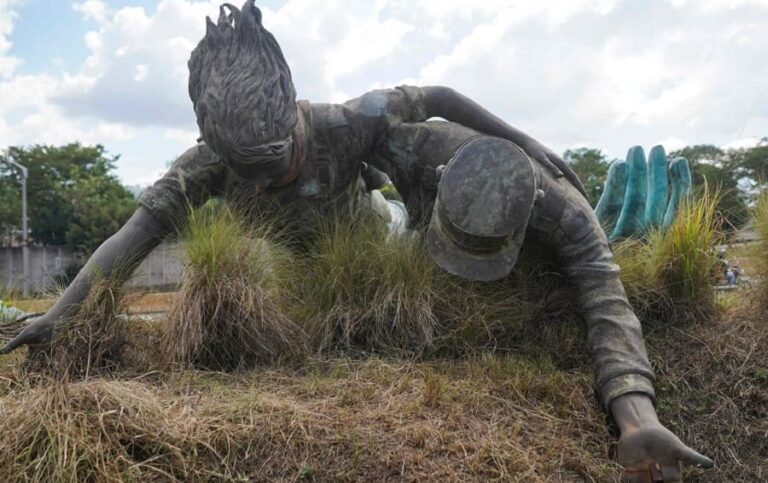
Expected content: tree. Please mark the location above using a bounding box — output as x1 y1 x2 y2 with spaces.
0 144 137 254
563 148 611 207
670 145 749 230
726 138 768 195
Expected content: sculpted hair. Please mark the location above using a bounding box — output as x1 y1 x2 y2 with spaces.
188 0 297 162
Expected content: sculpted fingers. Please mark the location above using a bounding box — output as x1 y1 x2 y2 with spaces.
645 145 669 229
1 331 28 354
663 157 692 229
612 146 648 239
676 445 714 469
0 316 52 354
595 159 628 236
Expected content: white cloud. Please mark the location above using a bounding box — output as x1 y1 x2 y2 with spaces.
72 0 109 24
724 137 763 150
0 0 767 184
164 127 199 144
658 137 688 153
0 0 22 78
133 64 148 82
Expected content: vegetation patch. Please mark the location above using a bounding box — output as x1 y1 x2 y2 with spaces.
163 203 305 370
0 194 764 481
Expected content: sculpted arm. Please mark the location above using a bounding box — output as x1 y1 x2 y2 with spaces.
1 208 170 352
1 142 223 353
419 85 587 197
541 181 712 480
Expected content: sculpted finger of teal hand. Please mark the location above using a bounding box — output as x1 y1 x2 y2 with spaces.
663 157 692 229
612 146 648 240
595 160 628 235
645 145 669 229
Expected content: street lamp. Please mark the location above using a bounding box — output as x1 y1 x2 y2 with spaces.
2 160 29 297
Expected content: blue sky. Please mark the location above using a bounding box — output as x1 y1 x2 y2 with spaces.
1 0 767 186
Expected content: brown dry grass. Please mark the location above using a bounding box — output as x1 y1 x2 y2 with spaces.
0 297 765 481
162 204 305 370
0 356 618 482
645 306 768 481
0 195 763 481
22 277 130 378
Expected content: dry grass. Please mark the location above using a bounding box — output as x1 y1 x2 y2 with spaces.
21 276 131 379
0 193 762 481
750 190 768 310
646 307 768 482
0 356 619 482
0 379 223 481
163 203 305 370
2 311 764 483
291 213 439 356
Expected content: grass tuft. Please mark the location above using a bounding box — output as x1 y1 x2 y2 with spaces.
646 190 721 322
613 190 721 325
163 202 305 370
750 190 768 309
0 379 219 481
292 213 439 356
23 275 131 378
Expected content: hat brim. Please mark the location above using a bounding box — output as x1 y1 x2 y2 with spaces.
426 212 523 282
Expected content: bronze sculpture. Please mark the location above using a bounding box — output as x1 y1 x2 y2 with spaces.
2 2 712 480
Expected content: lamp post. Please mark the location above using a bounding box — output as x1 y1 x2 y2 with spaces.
3 160 29 297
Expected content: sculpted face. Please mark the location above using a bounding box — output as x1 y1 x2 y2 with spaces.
188 0 299 189
224 144 294 188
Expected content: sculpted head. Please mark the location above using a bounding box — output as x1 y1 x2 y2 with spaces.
188 0 297 182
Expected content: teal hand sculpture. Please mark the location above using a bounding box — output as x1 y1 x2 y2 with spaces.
594 145 692 241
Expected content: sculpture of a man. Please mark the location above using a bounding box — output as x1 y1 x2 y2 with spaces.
2 1 712 479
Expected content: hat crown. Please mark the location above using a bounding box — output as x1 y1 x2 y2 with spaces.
438 138 536 239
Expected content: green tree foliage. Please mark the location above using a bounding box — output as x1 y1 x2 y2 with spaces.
564 148 611 207
670 144 749 230
727 138 768 193
0 144 136 254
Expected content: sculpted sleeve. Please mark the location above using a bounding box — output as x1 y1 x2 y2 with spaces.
534 177 656 410
343 85 429 124
138 142 226 228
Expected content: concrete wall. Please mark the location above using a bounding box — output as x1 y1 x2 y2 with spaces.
0 242 184 294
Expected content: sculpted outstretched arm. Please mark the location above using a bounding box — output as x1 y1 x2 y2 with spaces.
1 207 170 353
1 142 223 354
537 178 712 479
419 85 587 197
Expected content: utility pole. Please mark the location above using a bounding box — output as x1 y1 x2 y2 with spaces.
3 160 29 297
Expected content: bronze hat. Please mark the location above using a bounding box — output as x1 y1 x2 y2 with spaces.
427 137 536 282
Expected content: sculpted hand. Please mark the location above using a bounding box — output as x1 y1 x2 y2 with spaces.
619 423 714 482
519 137 565 177
0 314 54 354
594 145 692 241
613 394 713 482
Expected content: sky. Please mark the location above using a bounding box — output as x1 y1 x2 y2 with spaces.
0 0 767 186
